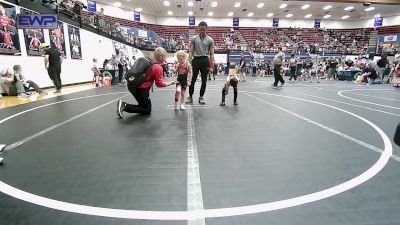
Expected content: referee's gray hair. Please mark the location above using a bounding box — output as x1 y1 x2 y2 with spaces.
154 47 167 57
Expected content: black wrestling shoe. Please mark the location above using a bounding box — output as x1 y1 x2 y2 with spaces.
186 96 193 104
199 97 206 105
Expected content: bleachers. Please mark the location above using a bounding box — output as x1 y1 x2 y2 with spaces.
197 27 234 51
239 27 283 52
146 24 188 40
378 25 400 34
285 28 324 44
59 2 399 55
329 28 372 46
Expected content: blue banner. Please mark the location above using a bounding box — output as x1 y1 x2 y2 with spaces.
233 18 239 27
134 11 140 22
272 18 279 27
87 0 96 12
314 19 321 28
374 17 383 27
189 17 195 26
16 14 58 29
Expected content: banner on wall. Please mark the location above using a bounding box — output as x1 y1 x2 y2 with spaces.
49 22 66 57
0 1 21 55
383 35 398 42
16 14 58 29
374 17 383 27
272 18 279 27
67 25 82 60
134 11 140 22
19 9 44 56
214 54 227 64
138 29 148 38
189 17 195 26
233 18 239 27
87 0 97 12
23 29 45 56
314 19 321 28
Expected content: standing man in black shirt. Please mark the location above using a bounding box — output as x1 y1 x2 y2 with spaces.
40 43 63 93
328 58 338 80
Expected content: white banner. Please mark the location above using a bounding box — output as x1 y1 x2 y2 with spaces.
384 35 397 42
214 54 227 64
138 30 148 38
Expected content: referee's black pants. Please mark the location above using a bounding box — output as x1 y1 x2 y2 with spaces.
189 56 209 97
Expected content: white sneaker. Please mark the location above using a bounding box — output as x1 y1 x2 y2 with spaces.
0 157 3 164
116 100 125 119
0 144 5 152
17 93 29 98
180 104 186 110
175 103 180 110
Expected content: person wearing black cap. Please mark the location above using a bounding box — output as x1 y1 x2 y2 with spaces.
40 43 63 93
186 21 215 105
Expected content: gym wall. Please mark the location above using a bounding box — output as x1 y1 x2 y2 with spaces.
0 24 130 88
95 2 400 29
0 0 145 88
155 15 400 29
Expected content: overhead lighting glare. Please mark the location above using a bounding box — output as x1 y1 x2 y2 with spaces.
341 15 350 19
211 1 217 7
188 11 193 16
301 4 310 9
279 3 287 9
188 1 193 6
228 12 234 16
234 2 241 7
365 7 375 11
113 2 121 7
257 3 265 8
135 8 142 12
286 13 293 18
167 11 173 15
375 14 381 18
323 5 332 10
305 14 312 18
344 6 354 11
267 13 273 17
323 14 331 19
163 1 170 6
248 12 254 17
208 12 213 16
